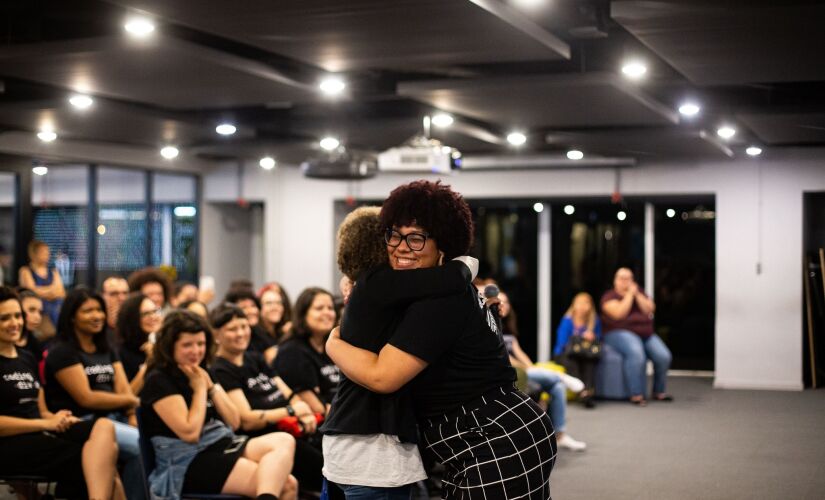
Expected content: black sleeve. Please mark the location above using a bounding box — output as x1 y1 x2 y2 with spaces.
388 293 469 364
273 345 319 394
140 370 181 406
211 362 242 392
360 261 471 307
250 352 277 378
45 342 83 372
119 349 142 381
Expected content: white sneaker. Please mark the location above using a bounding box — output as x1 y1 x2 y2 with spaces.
559 373 585 393
557 433 587 451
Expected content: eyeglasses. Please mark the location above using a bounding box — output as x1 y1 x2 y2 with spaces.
140 308 161 318
385 229 429 251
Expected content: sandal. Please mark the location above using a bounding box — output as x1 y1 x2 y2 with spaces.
630 396 647 407
652 393 674 402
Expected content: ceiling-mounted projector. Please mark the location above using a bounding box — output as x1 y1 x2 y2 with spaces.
301 153 378 180
378 134 461 174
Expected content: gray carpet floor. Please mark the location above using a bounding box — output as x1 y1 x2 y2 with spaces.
550 377 825 500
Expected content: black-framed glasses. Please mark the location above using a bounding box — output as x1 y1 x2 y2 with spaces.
385 228 429 251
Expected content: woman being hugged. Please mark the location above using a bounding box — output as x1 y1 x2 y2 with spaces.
140 310 297 500
0 286 124 500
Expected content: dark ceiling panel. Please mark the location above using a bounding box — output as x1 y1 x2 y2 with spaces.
612 1 825 85
398 73 678 129
0 37 312 109
544 127 733 159
106 0 565 72
738 112 825 145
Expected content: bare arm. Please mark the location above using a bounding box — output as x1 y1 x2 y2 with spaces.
635 291 656 315
50 269 66 299
129 364 148 395
55 364 139 411
0 389 78 437
326 327 427 394
18 267 52 298
263 346 278 366
601 291 636 321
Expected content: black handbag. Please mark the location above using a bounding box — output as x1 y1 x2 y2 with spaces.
564 335 602 360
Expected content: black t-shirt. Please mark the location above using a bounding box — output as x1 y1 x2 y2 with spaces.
322 261 471 442
118 345 146 383
18 331 44 364
247 325 277 355
44 340 121 417
389 284 516 418
140 366 220 439
0 350 41 419
211 352 287 410
274 337 339 405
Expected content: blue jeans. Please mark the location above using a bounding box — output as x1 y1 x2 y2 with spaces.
525 368 567 433
339 484 411 500
109 416 146 500
604 330 672 397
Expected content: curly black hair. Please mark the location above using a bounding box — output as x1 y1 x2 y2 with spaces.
380 180 473 260
337 206 386 280
127 267 172 305
224 287 261 310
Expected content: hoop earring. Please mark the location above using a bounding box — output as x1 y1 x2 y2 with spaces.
438 251 445 266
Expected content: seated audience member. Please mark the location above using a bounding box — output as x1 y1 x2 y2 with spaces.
171 281 199 307
601 267 673 405
210 303 324 493
499 291 587 451
127 267 172 313
274 288 340 415
44 287 144 500
101 276 129 342
18 240 65 332
0 286 125 500
257 283 293 353
225 287 276 363
554 292 602 407
179 299 209 318
16 288 45 362
116 293 162 394
140 310 298 500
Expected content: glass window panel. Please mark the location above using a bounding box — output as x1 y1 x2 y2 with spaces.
150 173 197 283
97 167 148 287
0 173 15 285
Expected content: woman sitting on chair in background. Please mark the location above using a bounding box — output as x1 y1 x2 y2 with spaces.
0 286 124 500
140 310 298 500
116 293 162 395
554 292 602 408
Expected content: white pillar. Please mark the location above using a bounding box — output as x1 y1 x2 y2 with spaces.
537 207 552 362
645 202 655 298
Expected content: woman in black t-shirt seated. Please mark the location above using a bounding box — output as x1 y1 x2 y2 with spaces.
140 310 298 499
274 288 340 415
0 286 124 500
116 293 162 395
44 287 144 500
15 288 45 362
210 303 324 493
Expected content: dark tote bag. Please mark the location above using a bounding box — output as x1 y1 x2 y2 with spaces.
564 335 602 360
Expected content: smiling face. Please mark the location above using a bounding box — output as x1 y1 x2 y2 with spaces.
142 282 166 309
216 316 251 355
236 298 260 327
21 296 43 332
260 290 284 325
73 298 106 337
0 299 24 346
387 224 440 271
572 294 593 317
304 293 336 337
173 331 207 366
139 298 162 336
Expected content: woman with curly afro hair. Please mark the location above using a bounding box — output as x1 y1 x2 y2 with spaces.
326 180 556 499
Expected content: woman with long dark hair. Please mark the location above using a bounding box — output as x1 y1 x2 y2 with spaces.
0 286 124 500
140 310 297 500
117 293 162 394
44 287 144 500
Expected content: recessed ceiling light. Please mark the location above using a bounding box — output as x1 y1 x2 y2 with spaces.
32 166 49 176
564 204 575 215
319 77 346 96
507 132 527 146
717 126 736 140
259 157 276 170
678 102 700 117
320 137 340 151
533 202 544 213
37 130 57 142
567 150 584 160
124 17 155 37
69 94 94 109
666 208 676 218
617 211 627 221
431 113 454 127
746 146 763 157
621 61 647 80
160 146 179 159
215 123 237 136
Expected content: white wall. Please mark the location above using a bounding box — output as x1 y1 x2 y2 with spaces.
202 149 825 391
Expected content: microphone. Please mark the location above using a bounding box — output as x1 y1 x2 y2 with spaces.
483 284 500 299
482 284 503 335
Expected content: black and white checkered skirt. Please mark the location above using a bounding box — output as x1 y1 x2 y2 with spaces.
421 385 557 499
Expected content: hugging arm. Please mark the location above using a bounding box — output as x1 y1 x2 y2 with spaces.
363 259 474 307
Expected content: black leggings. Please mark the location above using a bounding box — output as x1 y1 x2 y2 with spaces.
561 355 597 391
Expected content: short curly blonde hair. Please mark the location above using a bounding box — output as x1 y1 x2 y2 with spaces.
337 206 386 280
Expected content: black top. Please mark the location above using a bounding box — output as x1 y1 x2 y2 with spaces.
321 261 471 443
0 350 41 419
44 340 121 417
18 331 44 364
140 366 220 439
389 284 516 418
274 337 339 406
247 324 277 356
118 345 146 383
211 352 287 410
